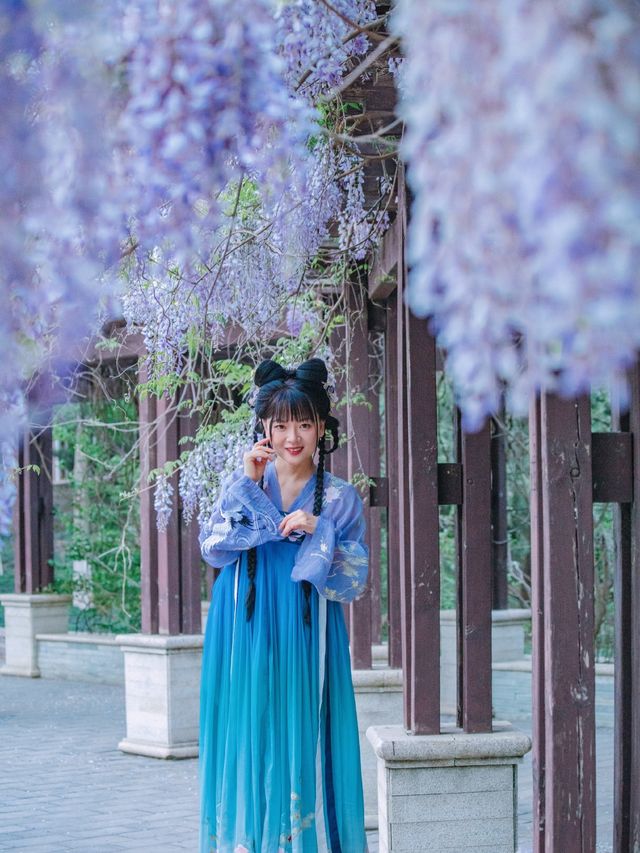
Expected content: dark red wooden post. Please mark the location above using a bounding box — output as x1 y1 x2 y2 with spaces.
456 412 493 733
366 310 384 647
394 166 441 733
156 393 182 635
529 396 546 852
384 291 403 669
396 196 413 730
404 304 440 734
491 402 509 610
139 367 159 634
14 423 54 593
328 317 351 637
346 278 373 670
178 388 202 635
139 379 201 636
612 365 640 852
535 393 596 852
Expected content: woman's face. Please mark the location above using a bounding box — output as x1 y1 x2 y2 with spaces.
263 416 325 468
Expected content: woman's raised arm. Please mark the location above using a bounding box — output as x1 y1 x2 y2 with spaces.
290 480 369 603
199 466 284 569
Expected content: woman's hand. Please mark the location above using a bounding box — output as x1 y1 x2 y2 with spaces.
243 438 276 482
279 510 318 538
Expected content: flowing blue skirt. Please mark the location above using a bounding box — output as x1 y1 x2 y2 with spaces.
199 538 368 853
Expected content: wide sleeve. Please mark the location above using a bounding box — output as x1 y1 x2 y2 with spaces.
199 466 284 569
290 482 369 603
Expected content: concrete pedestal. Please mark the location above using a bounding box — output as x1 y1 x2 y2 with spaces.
353 668 403 829
367 722 531 853
0 593 71 677
116 633 203 759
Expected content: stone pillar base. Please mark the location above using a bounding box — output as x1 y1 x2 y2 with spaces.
353 668 403 829
0 593 71 677
367 722 531 853
116 633 203 759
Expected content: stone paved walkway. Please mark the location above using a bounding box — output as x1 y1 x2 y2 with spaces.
0 673 614 853
0 675 378 853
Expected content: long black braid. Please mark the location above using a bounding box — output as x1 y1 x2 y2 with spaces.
245 473 264 621
299 429 327 625
244 358 340 624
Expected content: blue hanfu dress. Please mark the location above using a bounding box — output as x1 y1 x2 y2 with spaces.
198 459 369 853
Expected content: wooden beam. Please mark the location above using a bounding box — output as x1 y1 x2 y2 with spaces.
367 328 383 646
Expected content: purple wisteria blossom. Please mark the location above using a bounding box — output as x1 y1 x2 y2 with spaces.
179 414 254 527
2 0 380 407
394 0 640 428
0 440 17 538
1 2 126 433
153 473 174 534
277 0 376 98
123 141 344 375
119 0 315 266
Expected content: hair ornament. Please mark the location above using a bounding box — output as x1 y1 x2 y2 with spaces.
247 357 338 408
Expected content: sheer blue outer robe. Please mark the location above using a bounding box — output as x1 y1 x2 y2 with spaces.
198 459 369 853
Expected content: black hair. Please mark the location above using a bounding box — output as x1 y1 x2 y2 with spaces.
245 358 340 624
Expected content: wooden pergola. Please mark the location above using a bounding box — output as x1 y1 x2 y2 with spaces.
8 54 640 853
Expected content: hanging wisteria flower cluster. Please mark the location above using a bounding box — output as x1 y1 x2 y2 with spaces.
3 0 393 538
337 151 391 261
119 0 315 267
2 0 386 409
277 0 376 98
0 440 17 538
153 473 174 534
123 141 344 376
394 0 640 429
179 411 254 529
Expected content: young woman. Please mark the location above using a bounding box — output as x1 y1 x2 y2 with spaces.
198 357 369 853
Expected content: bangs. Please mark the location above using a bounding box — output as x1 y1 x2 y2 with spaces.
265 385 317 425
